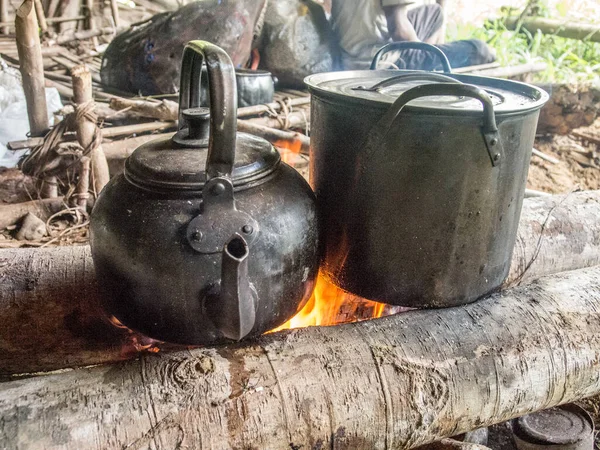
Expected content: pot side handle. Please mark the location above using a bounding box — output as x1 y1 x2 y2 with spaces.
178 40 238 179
370 41 452 73
375 83 504 167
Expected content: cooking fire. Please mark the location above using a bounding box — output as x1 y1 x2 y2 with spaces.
2 0 599 448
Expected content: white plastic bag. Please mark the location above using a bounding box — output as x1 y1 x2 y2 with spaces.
0 61 63 168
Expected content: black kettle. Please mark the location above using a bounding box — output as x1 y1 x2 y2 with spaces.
90 41 319 345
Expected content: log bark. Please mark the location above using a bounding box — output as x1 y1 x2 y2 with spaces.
505 16 600 42
15 0 48 136
0 191 599 377
1 265 600 449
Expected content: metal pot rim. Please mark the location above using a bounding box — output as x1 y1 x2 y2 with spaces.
305 69 549 116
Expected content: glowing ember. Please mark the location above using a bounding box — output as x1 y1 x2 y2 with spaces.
272 273 406 331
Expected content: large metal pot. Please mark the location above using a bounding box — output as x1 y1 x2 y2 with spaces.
90 41 319 345
305 51 548 308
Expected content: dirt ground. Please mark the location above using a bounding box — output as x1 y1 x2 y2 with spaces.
528 118 600 193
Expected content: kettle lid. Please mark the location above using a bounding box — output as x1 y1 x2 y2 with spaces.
124 39 281 192
125 107 280 191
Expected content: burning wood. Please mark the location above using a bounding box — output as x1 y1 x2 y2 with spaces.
0 191 599 377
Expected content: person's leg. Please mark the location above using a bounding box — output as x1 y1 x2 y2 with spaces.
391 4 445 69
406 4 444 42
436 39 496 69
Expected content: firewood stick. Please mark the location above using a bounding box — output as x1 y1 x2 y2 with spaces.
75 156 90 209
238 119 310 153
53 25 124 45
531 147 560 164
0 197 66 230
0 0 9 34
7 121 177 150
45 15 85 24
0 191 599 379
108 96 311 121
15 0 48 136
1 263 600 449
109 0 119 27
71 65 109 194
32 0 46 33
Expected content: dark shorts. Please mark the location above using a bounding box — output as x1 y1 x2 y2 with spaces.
389 4 496 70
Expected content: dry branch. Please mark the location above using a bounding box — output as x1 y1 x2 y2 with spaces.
1 264 600 449
0 191 599 377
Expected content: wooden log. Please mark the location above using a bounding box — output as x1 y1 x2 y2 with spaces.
0 197 66 230
465 61 548 78
71 64 109 194
0 191 599 377
0 0 9 34
1 264 600 449
506 190 600 285
15 0 48 136
505 16 600 43
58 0 78 32
33 0 46 34
75 156 90 209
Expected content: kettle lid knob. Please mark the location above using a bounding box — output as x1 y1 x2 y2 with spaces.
173 107 210 147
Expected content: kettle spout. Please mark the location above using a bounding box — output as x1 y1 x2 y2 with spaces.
207 234 256 341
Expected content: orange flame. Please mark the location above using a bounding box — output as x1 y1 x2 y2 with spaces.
276 142 305 170
272 273 406 331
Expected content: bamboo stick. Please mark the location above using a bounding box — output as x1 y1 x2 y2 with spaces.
238 119 310 154
76 156 91 209
15 0 48 136
71 65 109 194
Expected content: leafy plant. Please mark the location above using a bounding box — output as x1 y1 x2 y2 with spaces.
448 5 600 83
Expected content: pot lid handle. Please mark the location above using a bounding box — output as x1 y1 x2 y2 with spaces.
354 72 461 93
375 83 504 166
370 42 452 73
178 40 237 180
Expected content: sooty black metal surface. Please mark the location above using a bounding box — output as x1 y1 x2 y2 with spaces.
91 41 319 345
306 55 548 308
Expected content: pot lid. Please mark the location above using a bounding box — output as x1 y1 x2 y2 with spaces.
305 70 548 115
125 107 280 191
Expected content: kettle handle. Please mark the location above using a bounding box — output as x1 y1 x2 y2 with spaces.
179 40 237 180
371 83 503 166
370 41 452 73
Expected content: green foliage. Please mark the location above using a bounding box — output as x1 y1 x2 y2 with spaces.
448 11 600 83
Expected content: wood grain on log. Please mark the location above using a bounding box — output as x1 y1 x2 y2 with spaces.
1 265 600 449
0 191 599 377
